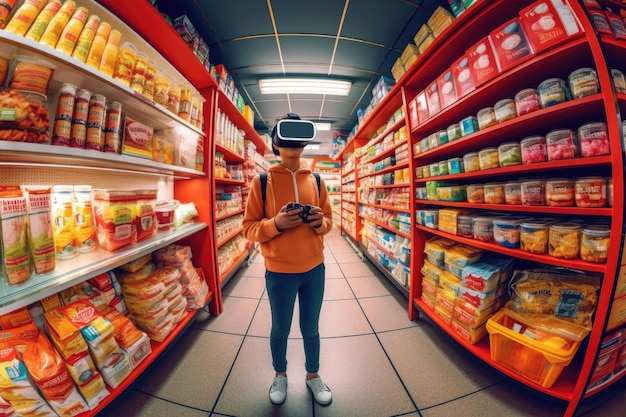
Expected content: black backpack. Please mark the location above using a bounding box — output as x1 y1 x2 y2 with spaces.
259 172 321 216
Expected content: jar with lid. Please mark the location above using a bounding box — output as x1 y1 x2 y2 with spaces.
549 222 581 259
477 107 496 130
463 152 480 172
447 123 462 141
515 88 540 116
484 182 505 204
545 179 574 207
575 177 606 207
130 52 149 93
568 67 600 99
457 215 475 238
546 129 578 160
467 184 484 203
578 122 610 157
538 78 570 108
473 216 497 242
504 181 521 205
521 180 546 206
494 99 517 123
520 221 550 254
498 142 521 167
112 42 137 86
143 60 158 101
520 136 547 164
580 225 610 263
478 147 499 170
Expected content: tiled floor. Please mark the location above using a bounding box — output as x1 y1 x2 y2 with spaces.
99 228 626 417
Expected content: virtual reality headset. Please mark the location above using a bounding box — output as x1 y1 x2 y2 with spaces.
271 113 316 155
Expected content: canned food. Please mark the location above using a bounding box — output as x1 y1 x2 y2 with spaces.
477 107 497 130
51 82 77 147
484 182 505 204
575 176 606 207
104 101 123 154
494 99 517 123
85 94 106 151
504 181 522 205
538 78 570 108
463 152 480 172
498 142 521 167
520 221 550 254
70 88 91 148
546 129 578 160
580 225 610 263
545 179 575 207
467 184 484 203
612 68 626 94
549 222 581 259
578 122 610 157
521 136 547 164
568 67 600 98
521 180 546 206
478 147 499 170
515 88 540 116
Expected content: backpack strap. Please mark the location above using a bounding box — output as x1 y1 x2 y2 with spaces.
259 171 321 217
313 173 321 198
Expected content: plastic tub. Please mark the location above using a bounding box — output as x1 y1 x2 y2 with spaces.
504 181 522 205
568 67 599 99
438 160 450 176
498 142 521 167
549 222 581 259
521 136 547 164
545 179 575 207
538 78 570 108
521 180 546 206
546 129 578 160
463 152 480 172
155 200 179 230
578 122 610 157
494 99 517 123
473 216 497 242
520 221 550 254
612 68 626 94
478 147 499 170
492 218 526 248
457 214 475 238
461 116 479 136
448 157 464 174
477 107 497 130
515 88 540 116
447 123 462 141
484 182 505 204
580 225 610 263
467 184 484 203
575 177 606 208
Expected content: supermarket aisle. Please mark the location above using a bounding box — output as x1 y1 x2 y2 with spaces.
99 227 626 417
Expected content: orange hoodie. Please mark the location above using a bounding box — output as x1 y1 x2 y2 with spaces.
242 160 332 273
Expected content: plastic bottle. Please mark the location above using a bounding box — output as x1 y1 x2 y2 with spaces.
98 29 121 77
55 6 89 55
5 0 47 36
39 0 76 48
85 21 111 69
72 14 100 62
24 0 62 42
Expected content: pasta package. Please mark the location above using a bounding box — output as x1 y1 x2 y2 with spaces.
0 186 31 285
8 57 55 95
118 253 151 272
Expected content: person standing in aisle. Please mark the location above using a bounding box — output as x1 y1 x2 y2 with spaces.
242 113 333 406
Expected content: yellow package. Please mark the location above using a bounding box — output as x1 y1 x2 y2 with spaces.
444 244 483 268
118 253 152 273
423 236 456 263
43 309 86 360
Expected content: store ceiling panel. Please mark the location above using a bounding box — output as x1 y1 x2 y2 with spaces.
155 0 449 156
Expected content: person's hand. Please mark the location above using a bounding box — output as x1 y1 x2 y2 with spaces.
274 203 303 231
304 205 324 228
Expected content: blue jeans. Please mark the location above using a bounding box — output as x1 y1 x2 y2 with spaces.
265 263 325 374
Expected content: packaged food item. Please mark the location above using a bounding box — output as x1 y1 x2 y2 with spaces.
444 244 482 268
606 7 626 40
85 94 107 151
93 189 137 252
608 178 613 207
498 142 521 167
130 52 148 94
612 69 626 94
520 221 550 254
52 185 77 259
85 21 111 69
575 177 606 208
55 6 88 56
135 190 157 241
70 88 91 148
448 157 464 174
521 180 546 206
546 179 574 207
463 152 480 172
23 186 55 274
166 83 182 114
515 88 540 116
112 42 137 86
521 136 547 164
460 116 479 136
447 123 462 141
549 222 581 259
538 78 570 108
473 216 496 242
51 83 77 147
484 182 505 204
438 160 449 176
580 225 610 263
8 56 55 95
154 70 172 106
74 185 95 253
467 184 484 203
504 181 522 205
478 147 499 170
477 107 496 130
493 218 530 249
98 29 122 77
39 0 75 48
0 89 49 143
457 214 475 238
122 116 154 159
0 186 31 285
568 67 600 99
494 99 517 123
546 129 578 160
0 0 17 29
71 14 101 63
4 0 47 36
578 122 610 157
0 55 8 86
24 0 62 41
104 101 123 154
143 60 157 101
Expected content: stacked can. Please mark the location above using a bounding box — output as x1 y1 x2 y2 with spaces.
85 94 106 151
104 101 123 153
70 88 91 148
51 83 77 146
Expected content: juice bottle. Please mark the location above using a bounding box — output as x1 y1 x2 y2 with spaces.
85 21 111 69
71 14 100 62
112 42 137 86
98 29 121 77
39 0 76 48
55 6 89 55
5 0 46 35
25 0 62 42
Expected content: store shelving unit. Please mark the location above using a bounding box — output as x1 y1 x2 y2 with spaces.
337 143 358 242
311 157 342 228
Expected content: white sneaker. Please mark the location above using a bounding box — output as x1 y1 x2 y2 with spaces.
306 376 332 405
269 375 287 404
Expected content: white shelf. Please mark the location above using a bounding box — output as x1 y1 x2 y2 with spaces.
0 222 207 314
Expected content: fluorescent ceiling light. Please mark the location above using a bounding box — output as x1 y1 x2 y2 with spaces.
259 78 351 96
315 122 331 131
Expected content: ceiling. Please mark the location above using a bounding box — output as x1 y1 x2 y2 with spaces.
155 0 450 156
